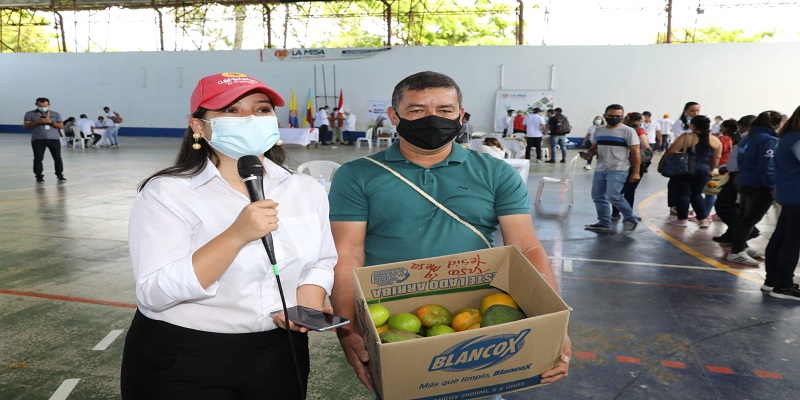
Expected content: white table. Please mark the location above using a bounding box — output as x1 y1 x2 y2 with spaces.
504 158 530 184
470 138 526 159
279 128 319 147
94 128 110 147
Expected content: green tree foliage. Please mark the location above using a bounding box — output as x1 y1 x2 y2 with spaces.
0 10 55 52
659 26 775 44
392 0 516 46
298 0 518 48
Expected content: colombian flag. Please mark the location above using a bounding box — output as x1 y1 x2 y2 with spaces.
288 89 299 128
305 89 313 128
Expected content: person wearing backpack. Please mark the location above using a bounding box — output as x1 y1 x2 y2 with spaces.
103 106 122 148
547 107 571 163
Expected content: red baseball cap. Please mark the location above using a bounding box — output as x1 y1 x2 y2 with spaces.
190 72 285 113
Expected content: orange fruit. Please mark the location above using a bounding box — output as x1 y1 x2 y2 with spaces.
480 292 519 314
387 312 422 334
415 304 452 328
466 322 481 330
451 307 482 332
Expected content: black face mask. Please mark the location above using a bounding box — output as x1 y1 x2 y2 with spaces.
605 116 623 127
397 115 462 150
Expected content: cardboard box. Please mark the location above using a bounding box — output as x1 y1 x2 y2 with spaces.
352 245 571 400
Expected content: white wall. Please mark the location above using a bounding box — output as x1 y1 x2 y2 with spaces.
2 42 799 136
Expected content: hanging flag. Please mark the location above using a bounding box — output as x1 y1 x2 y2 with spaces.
288 89 299 128
338 88 344 110
305 89 313 128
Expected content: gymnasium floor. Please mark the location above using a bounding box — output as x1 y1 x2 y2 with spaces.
1 133 798 400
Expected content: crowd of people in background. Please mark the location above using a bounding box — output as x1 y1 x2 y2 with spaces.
573 100 800 301
61 106 123 148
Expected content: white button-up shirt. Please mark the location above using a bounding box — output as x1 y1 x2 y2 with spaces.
129 158 336 333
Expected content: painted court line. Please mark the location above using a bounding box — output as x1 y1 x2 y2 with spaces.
578 353 782 379
93 329 124 351
0 289 136 309
559 256 730 272
638 190 762 285
562 258 573 272
49 378 80 400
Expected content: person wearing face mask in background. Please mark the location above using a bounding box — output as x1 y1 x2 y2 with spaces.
120 72 336 399
328 71 571 396
582 104 641 233
23 97 66 184
580 115 605 170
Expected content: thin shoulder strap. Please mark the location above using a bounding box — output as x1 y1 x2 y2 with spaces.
362 156 491 248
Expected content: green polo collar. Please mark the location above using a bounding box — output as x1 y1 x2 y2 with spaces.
382 141 467 166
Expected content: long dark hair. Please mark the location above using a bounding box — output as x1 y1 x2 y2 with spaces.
778 105 800 138
679 102 699 130
721 119 740 143
138 107 288 191
751 111 783 135
690 115 711 150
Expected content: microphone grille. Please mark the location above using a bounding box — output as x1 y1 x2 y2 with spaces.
237 155 264 178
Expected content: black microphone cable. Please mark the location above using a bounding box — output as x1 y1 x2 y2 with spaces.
237 155 306 400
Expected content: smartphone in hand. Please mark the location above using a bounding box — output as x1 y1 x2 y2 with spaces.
272 306 350 332
579 151 591 160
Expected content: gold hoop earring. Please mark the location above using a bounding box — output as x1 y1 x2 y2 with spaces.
192 132 202 150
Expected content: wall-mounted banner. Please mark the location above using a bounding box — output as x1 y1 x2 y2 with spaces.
493 90 555 132
261 47 392 62
367 100 392 129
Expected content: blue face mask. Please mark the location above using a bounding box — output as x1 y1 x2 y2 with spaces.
203 115 280 160
37 106 49 112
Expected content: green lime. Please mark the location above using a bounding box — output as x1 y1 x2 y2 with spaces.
387 312 422 334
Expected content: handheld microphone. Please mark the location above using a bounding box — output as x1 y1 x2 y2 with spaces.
237 155 306 399
237 155 278 267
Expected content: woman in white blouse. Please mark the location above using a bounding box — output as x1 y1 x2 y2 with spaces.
120 72 336 399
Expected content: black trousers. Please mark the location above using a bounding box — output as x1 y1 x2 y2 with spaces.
31 139 63 178
670 170 711 220
525 137 542 160
318 124 329 144
765 204 800 288
121 310 309 400
730 185 773 254
714 172 739 227
612 174 643 216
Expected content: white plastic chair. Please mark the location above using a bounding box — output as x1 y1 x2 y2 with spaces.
297 160 341 192
471 131 487 138
541 136 551 160
71 125 89 148
58 129 69 146
376 127 393 147
536 154 580 206
356 128 373 150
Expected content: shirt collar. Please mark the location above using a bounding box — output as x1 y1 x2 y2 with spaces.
383 141 467 166
190 157 291 190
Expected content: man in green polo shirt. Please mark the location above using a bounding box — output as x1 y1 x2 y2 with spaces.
328 71 570 394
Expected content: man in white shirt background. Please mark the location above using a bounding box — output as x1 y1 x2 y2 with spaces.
657 113 674 151
641 111 662 150
314 106 330 145
523 107 546 162
342 109 357 145
77 114 99 145
103 106 121 148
